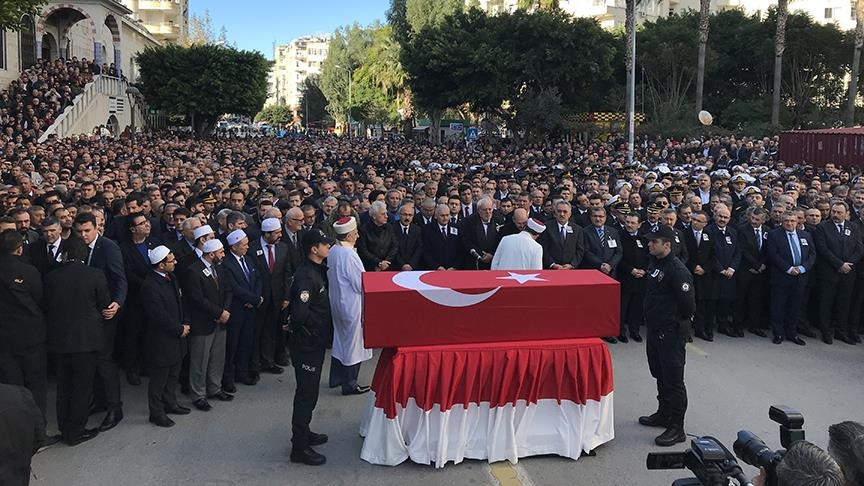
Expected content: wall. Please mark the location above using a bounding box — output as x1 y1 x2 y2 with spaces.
0 30 22 87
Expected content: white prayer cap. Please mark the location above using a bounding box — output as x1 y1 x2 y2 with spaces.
261 218 281 233
193 224 214 240
333 217 357 235
148 245 170 265
227 229 247 246
527 218 546 234
202 239 223 254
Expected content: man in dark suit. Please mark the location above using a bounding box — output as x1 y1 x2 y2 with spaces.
683 211 717 341
460 197 500 270
119 212 159 385
393 202 423 271
581 207 623 279
44 237 110 445
813 201 864 344
248 218 291 376
181 239 233 411
421 203 463 271
617 211 649 342
765 211 815 345
734 207 770 337
140 246 190 427
357 202 398 271
0 383 44 485
660 209 689 265
30 217 64 275
221 229 263 391
540 200 585 270
496 208 529 243
706 205 741 338
170 216 201 272
0 230 48 441
75 211 127 431
283 207 308 274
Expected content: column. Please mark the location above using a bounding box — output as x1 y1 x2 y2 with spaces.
93 41 103 66
114 46 122 76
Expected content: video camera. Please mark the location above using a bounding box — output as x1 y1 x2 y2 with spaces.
646 406 805 486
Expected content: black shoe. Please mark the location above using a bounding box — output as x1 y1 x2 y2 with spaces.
618 334 629 343
165 405 191 415
275 355 290 367
209 391 234 401
149 415 175 428
655 426 687 447
630 333 643 343
180 383 191 396
37 434 62 452
262 364 284 374
701 332 714 342
799 327 818 338
788 337 806 346
342 385 371 396
88 403 107 416
98 409 123 432
290 447 327 466
126 369 141 386
685 334 693 343
852 333 862 344
822 334 834 345
837 334 856 345
193 399 212 411
241 376 257 386
638 412 668 428
735 329 745 338
328 381 341 389
222 383 237 394
748 328 767 338
309 432 329 446
64 429 99 446
601 336 618 344
717 327 735 338
772 336 783 345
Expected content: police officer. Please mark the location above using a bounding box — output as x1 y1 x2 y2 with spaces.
287 229 336 466
638 225 695 447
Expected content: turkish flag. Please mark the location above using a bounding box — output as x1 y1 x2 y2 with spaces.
362 270 619 348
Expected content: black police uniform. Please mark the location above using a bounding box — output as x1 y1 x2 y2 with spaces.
288 258 332 456
643 246 695 437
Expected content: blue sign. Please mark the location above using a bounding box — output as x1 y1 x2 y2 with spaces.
466 127 479 141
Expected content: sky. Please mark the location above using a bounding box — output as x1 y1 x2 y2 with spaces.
190 0 392 59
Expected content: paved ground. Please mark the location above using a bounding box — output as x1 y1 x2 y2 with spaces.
30 334 864 486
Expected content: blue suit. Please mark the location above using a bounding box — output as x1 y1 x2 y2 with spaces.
765 228 816 339
221 252 263 387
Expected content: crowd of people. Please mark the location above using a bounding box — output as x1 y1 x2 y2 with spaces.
1 130 864 478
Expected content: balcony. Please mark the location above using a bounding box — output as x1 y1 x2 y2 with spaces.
137 1 179 11
143 23 178 35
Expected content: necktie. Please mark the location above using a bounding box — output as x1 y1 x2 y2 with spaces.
560 225 566 243
597 227 604 240
756 229 762 250
290 233 297 248
464 206 469 219
838 223 843 234
695 231 701 247
210 265 219 287
240 256 250 281
267 244 275 273
87 246 93 266
403 226 408 236
788 233 801 266
49 244 57 260
441 226 447 239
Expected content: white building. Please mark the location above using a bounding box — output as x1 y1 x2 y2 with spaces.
266 35 330 113
120 0 190 44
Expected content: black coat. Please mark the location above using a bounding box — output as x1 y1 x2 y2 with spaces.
29 238 62 275
119 238 158 308
706 224 741 299
357 222 398 271
421 222 463 270
248 238 292 307
289 259 332 348
283 229 308 273
0 383 44 485
682 227 717 300
44 262 111 354
459 214 500 270
88 235 128 306
0 255 44 353
618 231 650 293
736 223 769 281
392 222 423 270
140 271 186 367
171 238 199 273
581 225 623 279
813 220 864 283
540 221 585 269
181 259 231 336
222 252 263 311
766 228 817 284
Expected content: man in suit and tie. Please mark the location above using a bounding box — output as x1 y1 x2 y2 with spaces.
248 218 291 376
44 237 110 445
683 211 717 341
460 197 500 270
140 246 191 427
421 204 463 271
528 190 546 220
765 211 815 345
182 239 234 412
734 207 770 338
393 202 423 271
30 217 64 275
119 212 159 386
457 184 477 222
221 229 264 392
171 216 202 272
706 205 741 338
417 198 436 226
813 201 864 344
283 207 307 273
617 211 649 343
75 212 127 432
357 201 398 271
540 200 585 271
582 207 623 343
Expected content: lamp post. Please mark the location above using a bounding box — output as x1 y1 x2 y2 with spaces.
334 64 352 137
125 86 141 139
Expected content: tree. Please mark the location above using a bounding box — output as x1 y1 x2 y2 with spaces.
771 0 788 127
298 75 332 128
137 44 270 136
185 9 230 46
846 0 864 126
0 0 46 31
319 24 374 131
255 104 293 126
694 0 711 119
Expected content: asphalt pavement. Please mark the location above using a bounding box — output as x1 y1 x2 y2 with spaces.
30 333 864 486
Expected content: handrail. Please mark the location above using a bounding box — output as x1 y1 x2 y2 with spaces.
38 75 130 142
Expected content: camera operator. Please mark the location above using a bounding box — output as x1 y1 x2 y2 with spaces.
639 225 695 447
828 421 864 485
751 441 845 486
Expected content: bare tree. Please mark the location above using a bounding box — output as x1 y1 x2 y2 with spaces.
694 0 711 119
771 0 788 127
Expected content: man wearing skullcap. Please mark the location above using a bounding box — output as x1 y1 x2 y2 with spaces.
491 217 545 270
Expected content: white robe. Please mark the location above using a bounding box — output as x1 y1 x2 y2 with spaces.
327 244 373 366
491 231 543 271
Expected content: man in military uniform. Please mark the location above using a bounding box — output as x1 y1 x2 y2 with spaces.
639 225 695 447
288 229 336 466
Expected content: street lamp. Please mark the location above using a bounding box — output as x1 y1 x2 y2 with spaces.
125 86 141 138
334 64 352 137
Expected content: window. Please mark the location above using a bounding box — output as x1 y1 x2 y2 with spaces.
825 7 833 18
0 30 5 69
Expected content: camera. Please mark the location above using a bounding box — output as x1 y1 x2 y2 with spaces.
733 406 806 486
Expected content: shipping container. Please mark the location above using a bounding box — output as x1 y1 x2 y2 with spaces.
780 128 864 168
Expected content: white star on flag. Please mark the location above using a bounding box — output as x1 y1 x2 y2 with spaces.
496 272 548 284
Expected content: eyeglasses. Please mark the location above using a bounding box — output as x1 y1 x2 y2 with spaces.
133 219 150 227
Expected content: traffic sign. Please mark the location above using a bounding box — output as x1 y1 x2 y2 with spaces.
466 127 479 141
449 122 464 132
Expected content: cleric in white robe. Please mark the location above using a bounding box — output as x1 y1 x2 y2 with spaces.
491 218 546 271
326 217 372 396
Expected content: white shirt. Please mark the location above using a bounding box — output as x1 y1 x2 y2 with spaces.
491 232 543 271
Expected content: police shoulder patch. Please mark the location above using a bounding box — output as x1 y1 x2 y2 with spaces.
300 290 310 303
681 282 691 292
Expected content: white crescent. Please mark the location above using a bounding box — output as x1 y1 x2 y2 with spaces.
391 271 501 308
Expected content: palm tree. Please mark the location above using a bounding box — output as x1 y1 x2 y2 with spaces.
771 0 788 127
625 0 638 163
694 0 711 119
845 0 864 126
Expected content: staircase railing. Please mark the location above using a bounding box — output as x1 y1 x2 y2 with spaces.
38 75 129 142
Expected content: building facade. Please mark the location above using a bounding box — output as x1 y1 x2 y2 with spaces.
266 35 330 113
120 0 189 44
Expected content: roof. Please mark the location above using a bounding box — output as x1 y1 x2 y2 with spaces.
781 127 864 135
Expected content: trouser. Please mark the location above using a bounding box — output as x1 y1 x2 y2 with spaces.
55 351 97 441
328 356 360 393
147 361 180 419
0 347 48 428
771 280 804 340
734 272 767 331
121 304 145 371
189 327 227 400
290 343 325 451
848 277 864 333
646 326 687 427
819 273 855 336
223 311 255 386
694 298 717 335
715 297 734 330
254 305 278 373
620 290 645 336
94 319 122 411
